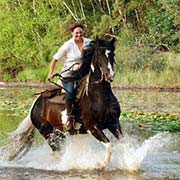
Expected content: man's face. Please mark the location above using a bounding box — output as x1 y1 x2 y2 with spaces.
71 27 83 41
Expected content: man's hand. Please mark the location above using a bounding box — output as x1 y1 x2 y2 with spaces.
48 73 53 81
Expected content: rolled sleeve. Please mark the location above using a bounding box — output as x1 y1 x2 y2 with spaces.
53 42 68 60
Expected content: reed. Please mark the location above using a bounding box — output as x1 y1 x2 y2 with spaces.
114 69 179 86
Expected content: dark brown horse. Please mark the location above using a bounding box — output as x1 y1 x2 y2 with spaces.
29 37 122 166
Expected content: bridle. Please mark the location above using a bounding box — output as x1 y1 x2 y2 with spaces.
89 45 114 84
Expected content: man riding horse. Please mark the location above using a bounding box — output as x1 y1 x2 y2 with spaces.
48 23 91 130
3 35 122 166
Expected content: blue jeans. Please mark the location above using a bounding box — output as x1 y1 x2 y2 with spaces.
62 80 74 100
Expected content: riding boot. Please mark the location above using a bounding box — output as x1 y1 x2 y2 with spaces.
64 98 75 131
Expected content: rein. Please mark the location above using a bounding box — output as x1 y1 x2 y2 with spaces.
61 63 80 75
87 67 104 85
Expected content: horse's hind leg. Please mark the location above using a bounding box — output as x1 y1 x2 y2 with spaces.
38 123 65 152
47 128 66 152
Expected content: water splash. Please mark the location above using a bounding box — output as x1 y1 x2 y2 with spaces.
0 132 173 172
111 132 172 172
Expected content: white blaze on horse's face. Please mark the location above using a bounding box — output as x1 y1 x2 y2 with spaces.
91 63 95 72
107 61 114 80
105 50 110 57
105 50 115 81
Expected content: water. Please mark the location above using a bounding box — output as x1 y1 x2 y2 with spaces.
0 132 180 179
114 89 180 114
0 87 180 179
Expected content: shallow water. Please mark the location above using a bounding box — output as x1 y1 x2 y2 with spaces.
0 87 180 179
0 132 180 180
115 89 180 114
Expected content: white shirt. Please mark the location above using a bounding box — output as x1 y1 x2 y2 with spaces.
53 37 91 77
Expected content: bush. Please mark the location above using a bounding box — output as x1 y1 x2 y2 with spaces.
115 44 167 73
17 67 48 82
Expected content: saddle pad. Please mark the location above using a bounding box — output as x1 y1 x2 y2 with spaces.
48 94 65 104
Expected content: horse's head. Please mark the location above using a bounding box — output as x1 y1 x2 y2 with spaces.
83 37 116 82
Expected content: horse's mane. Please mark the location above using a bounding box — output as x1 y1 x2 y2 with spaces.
70 41 94 80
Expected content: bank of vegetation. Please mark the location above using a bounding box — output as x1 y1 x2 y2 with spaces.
122 112 180 132
0 0 180 86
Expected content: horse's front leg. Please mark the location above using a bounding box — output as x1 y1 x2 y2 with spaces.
108 118 123 140
88 126 112 168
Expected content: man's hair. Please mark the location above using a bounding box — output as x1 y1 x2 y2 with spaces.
70 23 84 32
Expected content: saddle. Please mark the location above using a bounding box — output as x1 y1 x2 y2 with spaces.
40 87 86 134
38 76 89 133
41 74 89 105
41 88 65 104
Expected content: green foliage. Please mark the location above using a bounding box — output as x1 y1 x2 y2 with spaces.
92 15 112 37
115 43 167 73
114 49 180 85
122 112 180 132
145 10 178 49
144 0 179 50
0 0 69 77
17 67 48 82
2 73 12 82
174 42 180 53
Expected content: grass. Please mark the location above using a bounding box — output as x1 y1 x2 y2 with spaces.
113 50 180 86
114 69 180 86
16 67 49 82
15 60 64 83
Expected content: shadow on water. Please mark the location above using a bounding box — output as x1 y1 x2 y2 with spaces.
0 87 180 180
0 167 141 180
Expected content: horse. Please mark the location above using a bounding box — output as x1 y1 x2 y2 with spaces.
2 37 122 167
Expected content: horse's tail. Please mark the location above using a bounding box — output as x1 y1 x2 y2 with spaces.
1 96 40 161
1 113 35 161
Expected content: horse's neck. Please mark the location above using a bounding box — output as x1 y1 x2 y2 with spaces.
75 67 112 100
88 80 112 96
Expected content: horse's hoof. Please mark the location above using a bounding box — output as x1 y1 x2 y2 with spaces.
95 161 108 169
64 121 74 132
